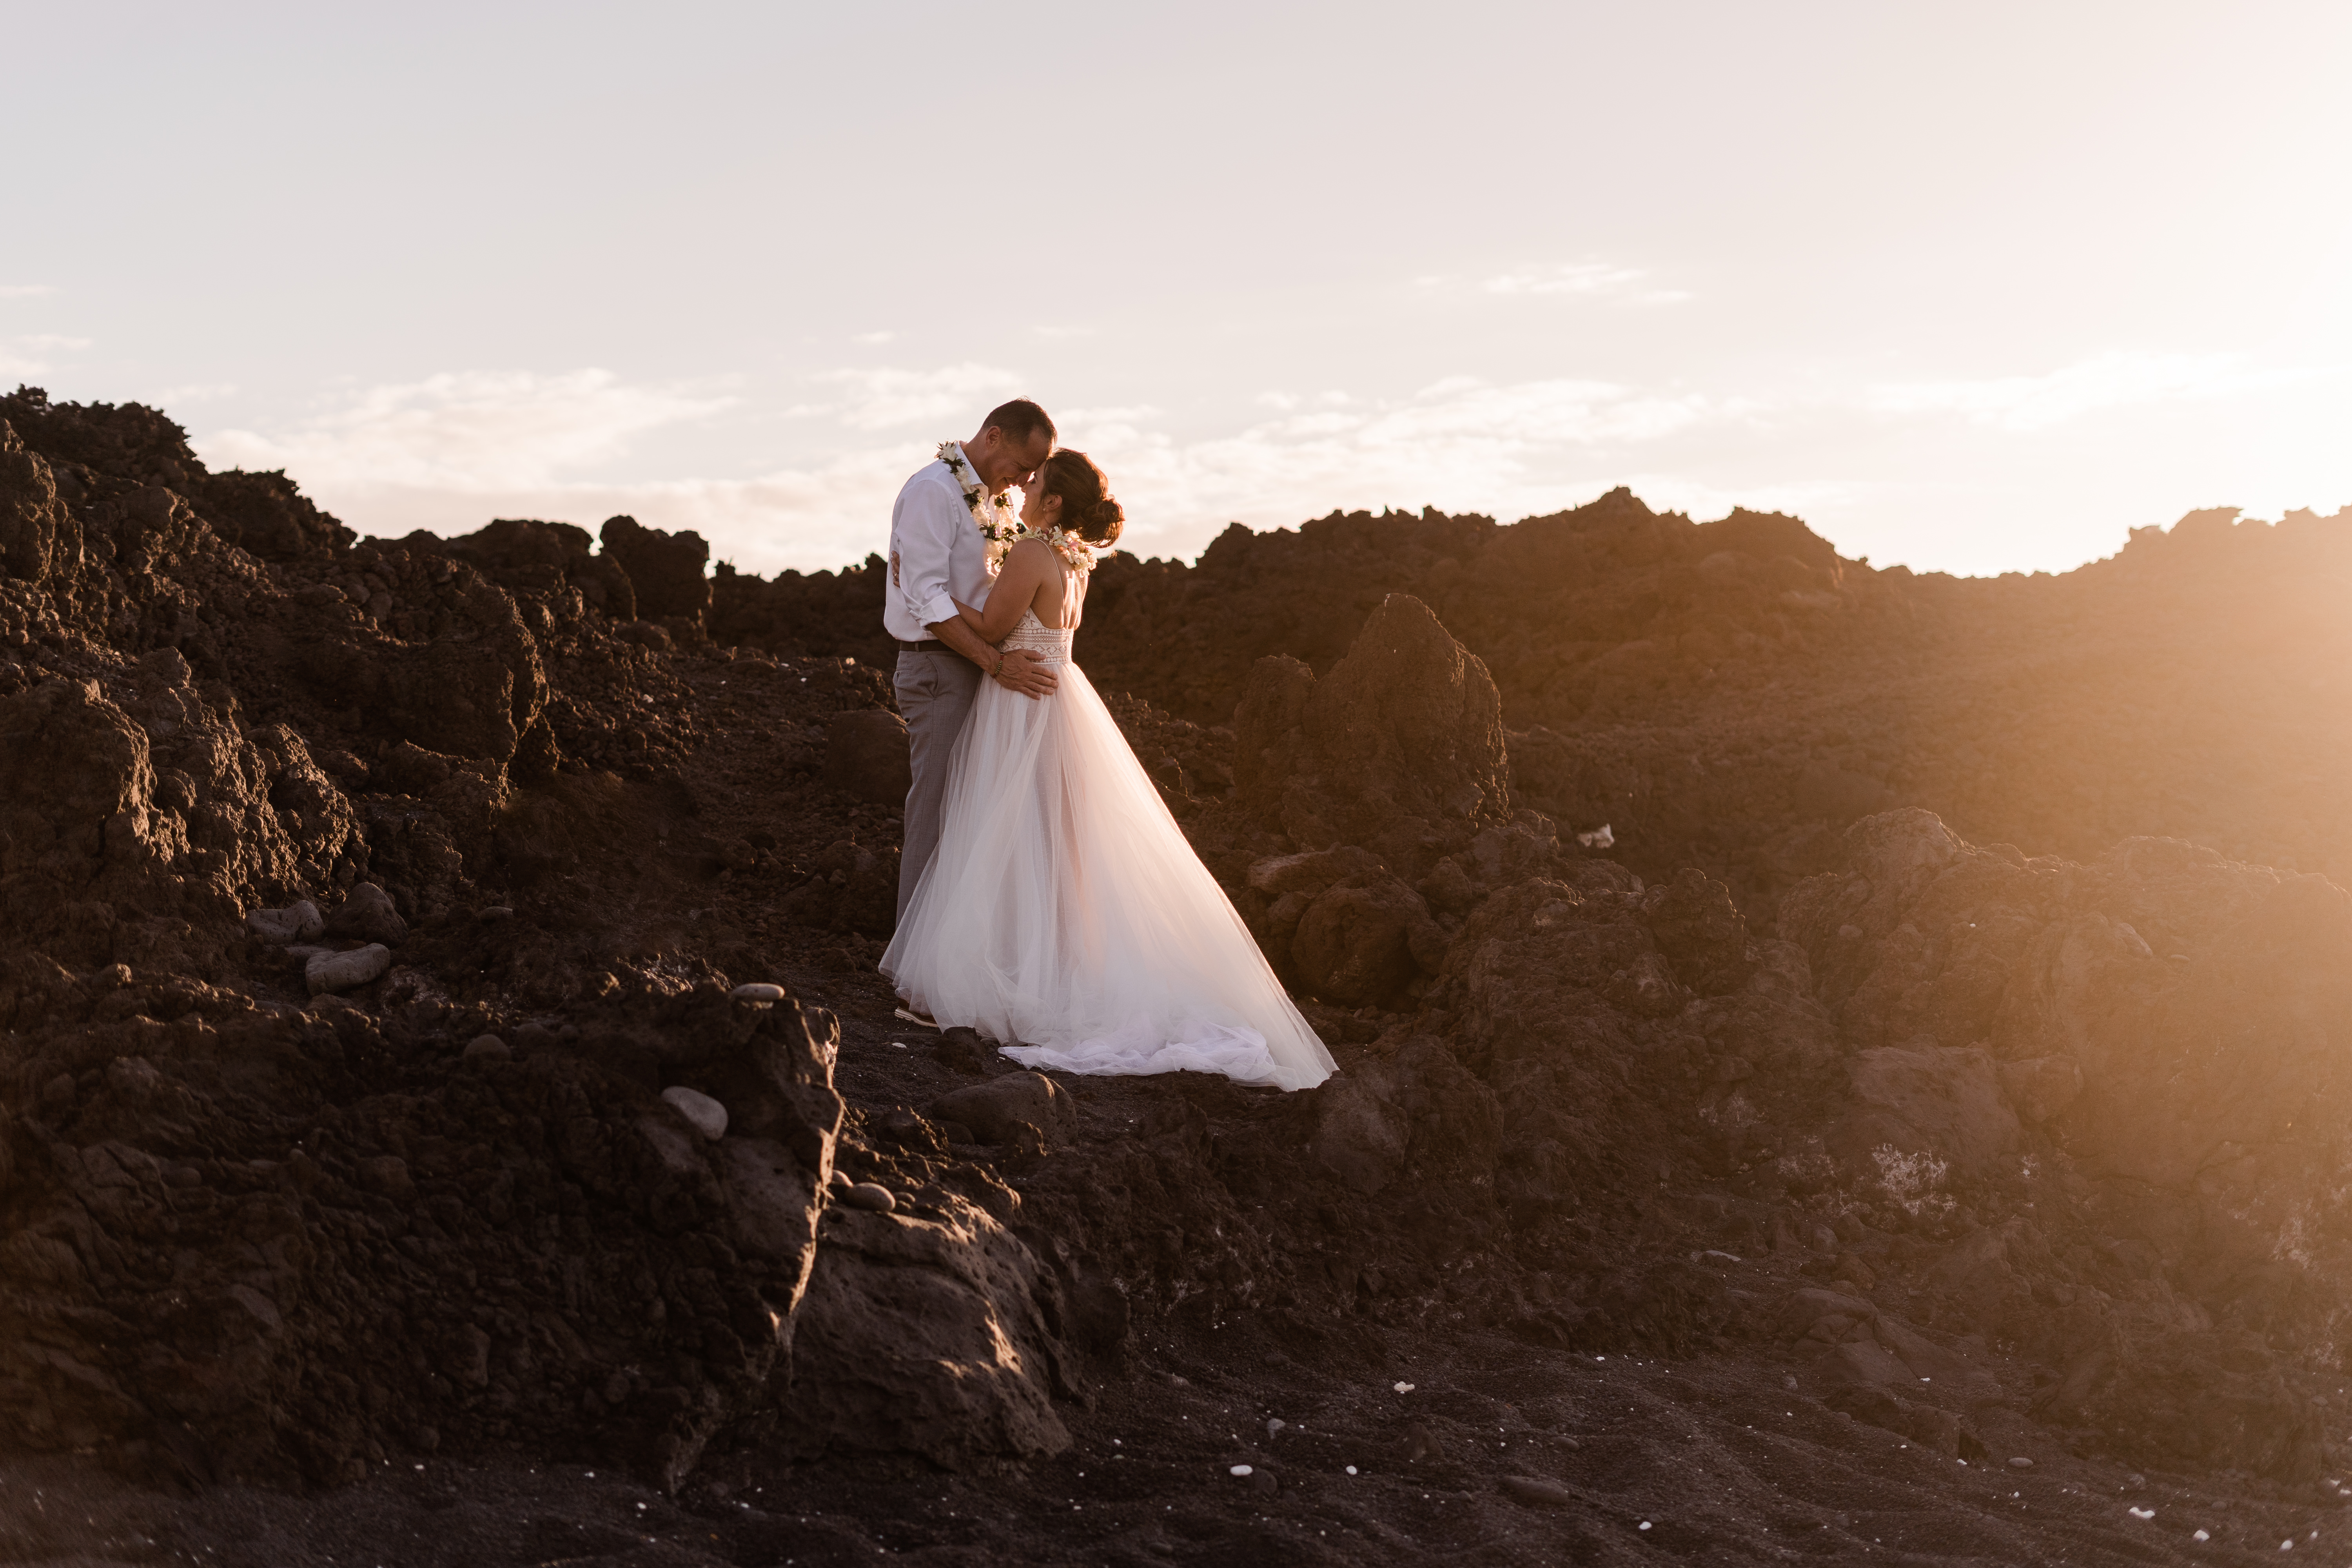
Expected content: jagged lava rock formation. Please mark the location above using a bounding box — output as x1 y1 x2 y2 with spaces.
6 384 2352 1564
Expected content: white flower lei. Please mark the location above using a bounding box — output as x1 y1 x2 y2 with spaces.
1021 521 1100 575
937 441 1022 570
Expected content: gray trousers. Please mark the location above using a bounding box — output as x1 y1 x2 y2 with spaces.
896 648 983 922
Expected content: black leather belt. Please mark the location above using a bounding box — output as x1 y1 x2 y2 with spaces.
896 639 946 653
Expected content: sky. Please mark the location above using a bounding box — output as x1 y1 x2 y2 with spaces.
4 1 2348 578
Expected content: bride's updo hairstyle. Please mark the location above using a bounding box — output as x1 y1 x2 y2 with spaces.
1040 449 1125 546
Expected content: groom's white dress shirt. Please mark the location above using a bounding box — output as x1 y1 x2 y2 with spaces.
886 444 992 643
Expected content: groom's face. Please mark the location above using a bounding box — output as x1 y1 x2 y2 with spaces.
973 427 1054 492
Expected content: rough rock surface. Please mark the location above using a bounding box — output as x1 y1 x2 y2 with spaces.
6 385 2352 1564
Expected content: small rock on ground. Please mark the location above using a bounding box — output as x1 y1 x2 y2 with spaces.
660 1085 729 1140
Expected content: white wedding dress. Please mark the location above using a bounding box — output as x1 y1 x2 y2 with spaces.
881 603 1335 1091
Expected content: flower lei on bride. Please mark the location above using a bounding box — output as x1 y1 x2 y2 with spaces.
1020 521 1100 574
937 441 1022 569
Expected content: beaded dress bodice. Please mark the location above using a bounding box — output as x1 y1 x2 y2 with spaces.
1000 608 1076 669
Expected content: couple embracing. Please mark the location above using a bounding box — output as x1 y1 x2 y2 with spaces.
878 399 1334 1092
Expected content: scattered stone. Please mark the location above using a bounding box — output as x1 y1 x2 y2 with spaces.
731 982 786 1003
1229 1464 1252 1477
306 943 390 996
463 1034 510 1062
926 1072 1070 1147
1500 1476 1577 1507
478 905 515 922
661 1085 729 1141
1266 1418 1286 1438
1250 1468 1278 1495
325 881 409 946
2008 1457 2034 1470
245 899 324 944
840 1182 896 1212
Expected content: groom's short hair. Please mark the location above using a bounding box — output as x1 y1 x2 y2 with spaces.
981 399 1056 448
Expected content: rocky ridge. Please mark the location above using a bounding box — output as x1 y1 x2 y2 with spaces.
4 385 2351 1564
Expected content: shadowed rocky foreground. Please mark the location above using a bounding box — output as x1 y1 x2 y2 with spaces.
4 385 2351 1564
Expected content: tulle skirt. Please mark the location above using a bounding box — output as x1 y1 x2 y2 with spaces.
881 661 1334 1091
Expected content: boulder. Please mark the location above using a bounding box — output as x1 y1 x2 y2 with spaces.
600 514 711 623
1640 867 1756 994
0 419 72 583
325 881 407 946
785 1192 1071 1467
1291 876 1445 1007
1306 1066 1410 1194
1233 596 1507 850
305 943 390 995
826 710 913 806
926 1073 1071 1147
245 899 324 944
661 1085 730 1141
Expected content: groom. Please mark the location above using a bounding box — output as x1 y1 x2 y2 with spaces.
887 398 1060 922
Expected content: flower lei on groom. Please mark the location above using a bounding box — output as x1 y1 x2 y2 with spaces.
936 441 1099 574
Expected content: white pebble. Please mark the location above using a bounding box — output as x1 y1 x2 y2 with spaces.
1345 1466 1357 1475
1229 1465 1252 1477
1393 1381 1415 1394
306 942 390 996
2128 1506 2154 1519
661 1085 729 1140
1639 1521 1652 1531
2194 1531 2210 1542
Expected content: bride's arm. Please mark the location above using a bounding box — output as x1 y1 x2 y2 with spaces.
954 539 1049 644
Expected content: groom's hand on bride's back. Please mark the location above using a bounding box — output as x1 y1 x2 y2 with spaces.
995 648 1058 699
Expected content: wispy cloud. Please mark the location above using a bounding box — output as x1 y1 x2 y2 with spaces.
1055 375 1728 558
0 285 57 299
853 330 897 345
202 368 734 490
1867 350 2328 432
801 362 1024 431
0 333 92 376
1482 262 1648 296
182 367 1750 576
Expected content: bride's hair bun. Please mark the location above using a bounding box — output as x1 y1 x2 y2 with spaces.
1042 449 1125 547
1079 494 1125 544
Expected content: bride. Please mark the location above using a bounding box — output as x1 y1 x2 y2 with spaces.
881 450 1335 1092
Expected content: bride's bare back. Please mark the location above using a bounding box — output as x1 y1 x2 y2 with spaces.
955 536 1086 640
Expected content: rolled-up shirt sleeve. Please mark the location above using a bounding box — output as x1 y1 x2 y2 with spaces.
894 480 964 633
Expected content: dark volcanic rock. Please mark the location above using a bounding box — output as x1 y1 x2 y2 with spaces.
11 380 2352 1530
1641 866 1757 993
1238 594 1507 859
601 514 711 625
